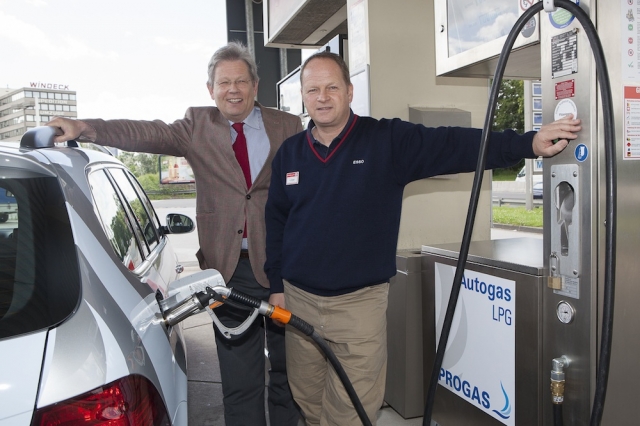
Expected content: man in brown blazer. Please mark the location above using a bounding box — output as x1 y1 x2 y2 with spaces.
47 42 303 426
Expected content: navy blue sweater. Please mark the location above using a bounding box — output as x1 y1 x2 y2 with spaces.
265 115 535 296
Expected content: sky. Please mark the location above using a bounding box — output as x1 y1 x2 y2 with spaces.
447 0 517 56
0 0 228 123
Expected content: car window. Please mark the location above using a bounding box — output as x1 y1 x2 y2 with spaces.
128 172 162 240
108 168 159 253
88 169 144 271
0 176 80 339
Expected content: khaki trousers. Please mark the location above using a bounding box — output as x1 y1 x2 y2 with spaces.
284 281 389 426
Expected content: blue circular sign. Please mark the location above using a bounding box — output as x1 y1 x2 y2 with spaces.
575 143 588 162
549 0 579 29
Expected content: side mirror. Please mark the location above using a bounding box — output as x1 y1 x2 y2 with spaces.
164 213 195 234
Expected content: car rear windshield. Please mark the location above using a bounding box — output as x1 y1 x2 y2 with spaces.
0 176 80 339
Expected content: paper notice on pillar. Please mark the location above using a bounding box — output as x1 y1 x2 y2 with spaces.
435 263 516 426
623 86 640 159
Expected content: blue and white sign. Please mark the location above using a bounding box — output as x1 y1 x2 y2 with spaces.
535 158 544 171
575 143 589 162
435 263 516 426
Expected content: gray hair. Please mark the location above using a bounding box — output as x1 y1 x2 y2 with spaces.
207 41 259 85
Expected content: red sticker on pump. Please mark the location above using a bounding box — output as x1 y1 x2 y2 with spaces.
555 80 575 100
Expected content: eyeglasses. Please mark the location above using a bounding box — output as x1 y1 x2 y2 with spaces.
215 79 252 89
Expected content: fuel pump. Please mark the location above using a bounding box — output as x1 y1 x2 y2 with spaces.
541 1 620 424
424 1 621 425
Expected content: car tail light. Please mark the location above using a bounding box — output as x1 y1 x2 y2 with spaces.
32 374 171 426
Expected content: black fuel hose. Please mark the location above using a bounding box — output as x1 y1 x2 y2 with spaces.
422 2 616 426
225 288 373 426
554 404 564 426
558 3 617 424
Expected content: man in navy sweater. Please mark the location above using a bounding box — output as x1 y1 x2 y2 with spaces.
264 51 581 425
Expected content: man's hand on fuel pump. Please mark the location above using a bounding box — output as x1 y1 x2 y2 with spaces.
532 114 581 158
269 293 286 327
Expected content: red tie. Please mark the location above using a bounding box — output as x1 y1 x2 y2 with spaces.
232 122 251 237
232 122 252 189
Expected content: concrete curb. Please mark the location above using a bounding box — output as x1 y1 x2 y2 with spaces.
492 223 543 234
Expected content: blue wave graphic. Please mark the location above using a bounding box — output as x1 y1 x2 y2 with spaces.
492 381 512 420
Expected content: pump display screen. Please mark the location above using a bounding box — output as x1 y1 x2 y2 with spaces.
447 0 519 57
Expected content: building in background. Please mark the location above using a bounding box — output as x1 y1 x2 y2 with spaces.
0 85 77 141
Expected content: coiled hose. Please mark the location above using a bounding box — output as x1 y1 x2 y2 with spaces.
422 2 616 426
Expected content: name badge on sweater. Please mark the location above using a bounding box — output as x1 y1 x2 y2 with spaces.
286 171 299 185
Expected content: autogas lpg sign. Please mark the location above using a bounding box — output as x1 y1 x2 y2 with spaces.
435 263 516 425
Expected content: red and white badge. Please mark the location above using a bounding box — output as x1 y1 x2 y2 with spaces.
286 171 299 185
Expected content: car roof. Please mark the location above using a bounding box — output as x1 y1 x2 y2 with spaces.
0 128 122 174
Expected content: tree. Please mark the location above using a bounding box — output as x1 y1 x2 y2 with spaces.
492 79 524 133
138 153 159 175
117 152 159 177
492 79 525 173
118 152 137 174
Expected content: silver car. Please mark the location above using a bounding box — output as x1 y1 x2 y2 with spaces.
0 127 198 425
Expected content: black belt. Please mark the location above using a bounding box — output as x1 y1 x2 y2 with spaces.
240 250 249 259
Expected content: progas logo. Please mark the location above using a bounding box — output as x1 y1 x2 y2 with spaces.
352 159 365 165
439 368 491 410
492 381 512 420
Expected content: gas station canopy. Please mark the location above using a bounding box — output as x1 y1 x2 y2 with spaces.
263 0 347 48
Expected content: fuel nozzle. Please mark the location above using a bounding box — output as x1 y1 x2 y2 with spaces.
551 356 570 405
163 290 219 327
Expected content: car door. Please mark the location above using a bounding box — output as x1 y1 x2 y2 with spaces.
87 165 177 298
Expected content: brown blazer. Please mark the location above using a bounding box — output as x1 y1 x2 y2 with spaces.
84 103 303 288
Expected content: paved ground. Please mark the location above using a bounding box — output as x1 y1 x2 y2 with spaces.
181 299 227 426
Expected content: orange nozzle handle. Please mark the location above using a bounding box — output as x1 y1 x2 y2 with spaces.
270 306 292 324
209 301 224 310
